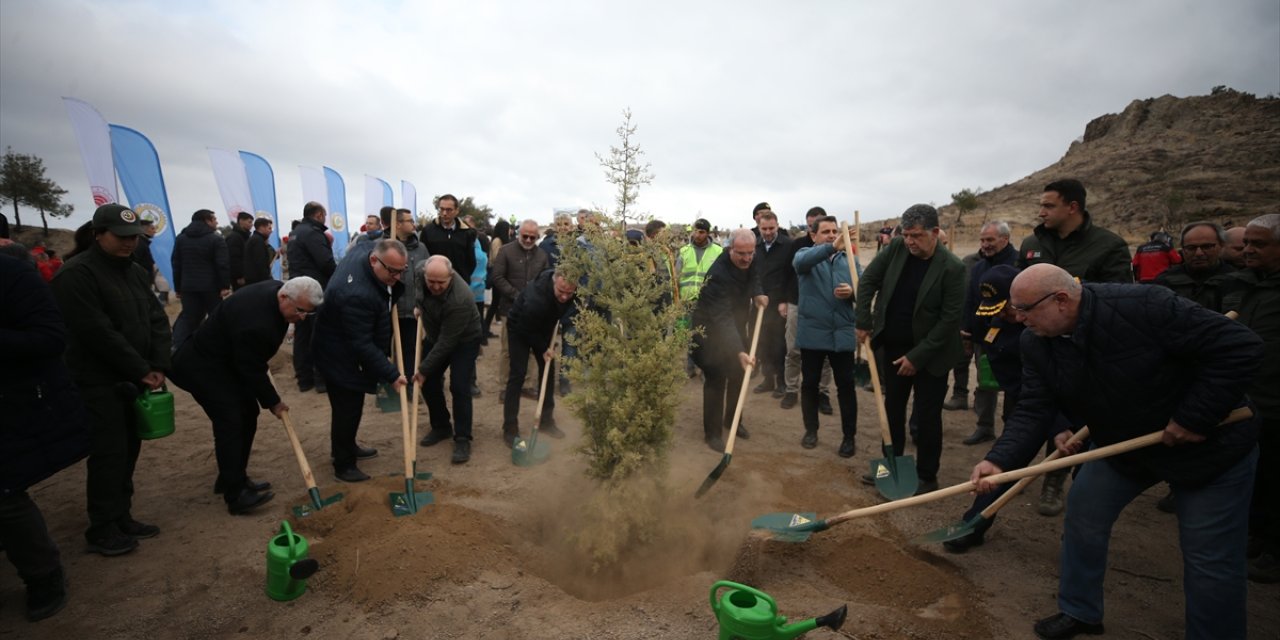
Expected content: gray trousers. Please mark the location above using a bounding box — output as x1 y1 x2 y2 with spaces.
783 303 831 394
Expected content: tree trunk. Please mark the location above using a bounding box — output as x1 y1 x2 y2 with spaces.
10 200 19 229
40 206 48 236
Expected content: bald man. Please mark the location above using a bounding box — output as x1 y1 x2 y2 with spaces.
971 264 1261 640
414 256 483 464
1222 226 1247 269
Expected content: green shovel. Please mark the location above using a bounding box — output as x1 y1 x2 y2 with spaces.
513 324 558 467
388 305 433 516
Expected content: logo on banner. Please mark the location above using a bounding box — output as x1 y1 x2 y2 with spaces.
134 203 166 235
331 212 346 231
91 186 114 206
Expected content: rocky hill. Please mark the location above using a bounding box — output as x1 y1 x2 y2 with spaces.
927 87 1280 243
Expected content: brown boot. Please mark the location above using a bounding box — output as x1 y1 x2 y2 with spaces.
1038 470 1067 516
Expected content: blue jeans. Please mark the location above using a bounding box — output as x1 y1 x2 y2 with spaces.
1059 446 1257 639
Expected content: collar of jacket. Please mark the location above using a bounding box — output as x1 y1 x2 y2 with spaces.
1034 209 1097 243
303 216 328 232
982 242 1017 264
89 242 137 270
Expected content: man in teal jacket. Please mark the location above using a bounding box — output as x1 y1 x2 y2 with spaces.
855 204 966 494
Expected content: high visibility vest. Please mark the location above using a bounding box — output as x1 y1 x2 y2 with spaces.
678 242 723 302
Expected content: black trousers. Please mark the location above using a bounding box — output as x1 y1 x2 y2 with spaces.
800 349 858 438
172 290 222 350
877 343 948 482
483 291 501 333
396 316 419 403
328 383 367 471
186 373 260 502
80 384 143 539
292 314 321 387
695 350 744 441
422 339 481 440
1253 416 1280 554
758 309 787 384
0 491 60 583
503 330 555 433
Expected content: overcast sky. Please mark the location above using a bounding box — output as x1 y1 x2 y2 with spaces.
2 0 1277 232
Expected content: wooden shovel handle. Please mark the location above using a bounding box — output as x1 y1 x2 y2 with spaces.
267 372 317 492
391 304 413 478
825 406 1253 528
410 316 424 447
724 303 767 456
979 427 1091 518
841 221 892 448
532 324 561 430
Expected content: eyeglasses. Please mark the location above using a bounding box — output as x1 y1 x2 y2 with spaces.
1183 243 1219 254
1010 291 1058 313
520 234 539 241
375 256 408 276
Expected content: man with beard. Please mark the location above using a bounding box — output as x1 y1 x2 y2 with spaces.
490 219 550 402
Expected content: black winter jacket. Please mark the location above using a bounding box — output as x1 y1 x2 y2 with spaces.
1153 261 1235 313
287 216 336 287
754 232 793 301
313 244 404 393
963 243 1017 336
1 257 90 492
985 284 1261 488
172 221 230 292
243 230 275 285
226 225 250 285
1015 211 1132 283
420 219 477 283
691 252 763 367
169 281 288 409
506 268 575 354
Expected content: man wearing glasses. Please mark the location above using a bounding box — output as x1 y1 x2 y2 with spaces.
392 208 429 380
313 239 409 482
1153 221 1236 311
972 263 1260 640
490 220 550 402
169 277 324 514
420 194 477 284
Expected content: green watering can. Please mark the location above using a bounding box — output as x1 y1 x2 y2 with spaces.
265 521 319 601
135 386 175 440
710 581 847 640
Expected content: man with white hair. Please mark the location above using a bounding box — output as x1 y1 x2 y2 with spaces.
414 256 483 464
691 228 766 451
170 276 323 515
490 219 551 402
1223 213 1280 583
957 220 1018 445
972 263 1261 640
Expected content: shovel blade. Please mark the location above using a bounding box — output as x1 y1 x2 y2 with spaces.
389 490 435 517
693 453 732 498
913 514 990 545
293 488 344 518
511 437 551 467
750 511 822 542
870 450 918 501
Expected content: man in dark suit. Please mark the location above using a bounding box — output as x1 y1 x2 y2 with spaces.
243 218 276 285
171 209 230 349
286 202 337 392
751 210 792 396
225 211 253 291
855 204 966 494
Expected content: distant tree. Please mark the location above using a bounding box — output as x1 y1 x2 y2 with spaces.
950 187 981 226
0 147 65 231
595 108 654 224
32 179 71 236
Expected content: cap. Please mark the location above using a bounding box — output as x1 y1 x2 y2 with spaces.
752 202 771 215
693 218 712 231
975 265 1020 316
92 204 144 237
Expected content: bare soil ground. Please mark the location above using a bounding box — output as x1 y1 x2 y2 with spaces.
3 303 1278 639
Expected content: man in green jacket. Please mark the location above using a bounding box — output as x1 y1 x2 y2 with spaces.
1153 221 1236 312
855 204 966 494
50 204 172 557
415 256 483 464
1223 213 1280 583
1015 178 1133 516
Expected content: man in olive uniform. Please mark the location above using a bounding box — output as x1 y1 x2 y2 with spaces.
50 204 172 556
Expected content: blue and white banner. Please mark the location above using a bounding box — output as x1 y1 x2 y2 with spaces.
401 180 416 217
380 178 393 209
364 175 394 220
240 151 282 279
324 167 350 259
109 124 176 288
207 147 253 225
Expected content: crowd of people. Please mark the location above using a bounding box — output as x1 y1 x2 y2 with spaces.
1 179 1275 639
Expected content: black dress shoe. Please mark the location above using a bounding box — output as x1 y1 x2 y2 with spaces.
752 380 775 394
334 467 371 483
117 518 160 539
914 479 940 496
471 384 482 398
227 489 275 515
355 445 378 459
298 382 315 393
451 439 471 464
314 380 327 394
771 387 786 399
731 423 750 439
419 430 453 447
780 392 798 409
943 529 987 554
25 567 67 622
818 393 834 415
1033 613 1104 639
705 436 725 452
962 429 996 446
86 525 139 557
838 437 856 458
860 471 876 485
801 430 818 449
213 477 272 494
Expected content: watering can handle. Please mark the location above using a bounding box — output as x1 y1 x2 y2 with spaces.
709 580 778 617
280 521 298 558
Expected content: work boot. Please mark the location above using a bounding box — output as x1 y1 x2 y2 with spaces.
1038 470 1067 516
420 429 453 447
85 524 139 557
1032 612 1104 639
227 488 275 515
943 394 969 411
818 393 834 415
25 567 67 622
451 439 472 464
801 429 818 449
780 392 798 410
1155 486 1176 513
117 518 160 539
962 427 995 446
838 436 855 458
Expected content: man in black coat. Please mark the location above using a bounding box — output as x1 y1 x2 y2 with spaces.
313 239 408 482
243 218 276 285
751 210 792 396
225 211 253 291
169 277 322 513
1 255 91 620
171 209 230 349
971 264 1261 640
419 194 477 283
502 268 577 446
957 220 1018 444
287 202 337 392
692 229 765 451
